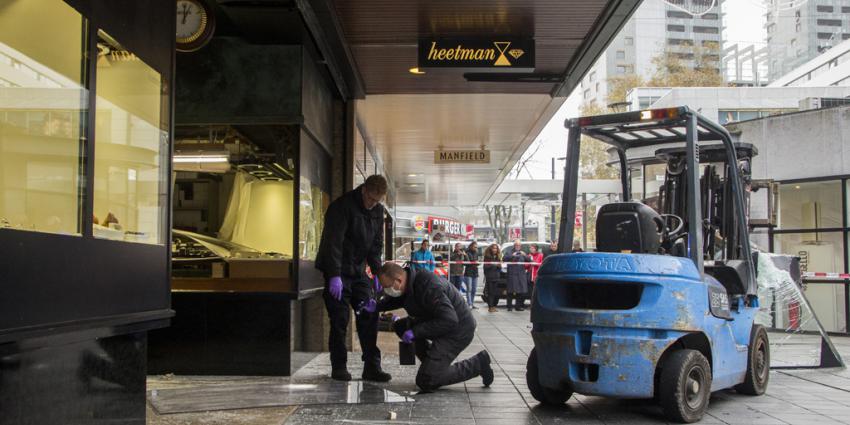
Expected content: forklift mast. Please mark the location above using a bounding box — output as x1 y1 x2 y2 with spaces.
656 143 757 262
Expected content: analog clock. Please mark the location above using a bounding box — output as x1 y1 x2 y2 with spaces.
176 0 215 52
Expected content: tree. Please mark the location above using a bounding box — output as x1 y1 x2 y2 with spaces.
577 102 619 180
606 74 645 105
648 41 724 88
485 205 514 244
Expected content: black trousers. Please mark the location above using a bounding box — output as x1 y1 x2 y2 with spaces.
412 320 485 392
323 275 381 371
485 277 500 307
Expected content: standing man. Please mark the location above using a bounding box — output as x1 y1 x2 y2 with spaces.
316 175 392 382
376 262 494 392
504 240 529 312
449 243 468 292
410 239 435 272
545 240 559 258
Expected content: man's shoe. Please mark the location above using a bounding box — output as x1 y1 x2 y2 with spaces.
515 306 526 311
331 369 352 381
362 368 392 382
488 307 498 313
479 351 494 387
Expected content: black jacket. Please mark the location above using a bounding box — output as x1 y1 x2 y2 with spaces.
464 248 479 278
315 185 384 278
378 268 474 340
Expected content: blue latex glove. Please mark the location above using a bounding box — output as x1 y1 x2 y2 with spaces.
357 299 377 314
402 329 415 344
328 276 343 300
373 275 381 294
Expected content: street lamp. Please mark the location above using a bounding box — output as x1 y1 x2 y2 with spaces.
550 156 567 241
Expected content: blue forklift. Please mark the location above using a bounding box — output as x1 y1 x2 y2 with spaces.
527 107 769 423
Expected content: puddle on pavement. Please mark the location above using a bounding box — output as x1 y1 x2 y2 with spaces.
148 381 413 414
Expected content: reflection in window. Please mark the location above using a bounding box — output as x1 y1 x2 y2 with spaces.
775 232 846 332
93 30 168 244
0 0 87 235
779 181 842 229
299 177 328 261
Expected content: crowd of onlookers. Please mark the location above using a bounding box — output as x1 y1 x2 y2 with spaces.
410 239 564 313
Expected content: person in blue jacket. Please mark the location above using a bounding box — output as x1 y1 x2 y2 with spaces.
410 239 435 272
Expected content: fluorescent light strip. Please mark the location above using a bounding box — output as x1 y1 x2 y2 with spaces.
173 156 229 163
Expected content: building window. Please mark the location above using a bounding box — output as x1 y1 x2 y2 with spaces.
819 32 836 40
589 71 596 82
701 13 719 20
667 10 693 19
817 5 834 13
668 38 693 46
616 65 627 74
843 6 850 13
0 0 88 236
595 82 599 93
844 34 850 40
693 26 719 34
667 24 686 32
625 36 634 46
616 50 626 59
818 19 843 26
583 89 590 99
771 179 850 333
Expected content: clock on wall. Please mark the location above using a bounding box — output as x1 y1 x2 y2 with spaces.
176 0 215 52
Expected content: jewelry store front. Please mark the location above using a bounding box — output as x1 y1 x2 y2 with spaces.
0 0 175 423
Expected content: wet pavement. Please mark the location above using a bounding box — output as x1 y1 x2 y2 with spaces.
148 304 850 424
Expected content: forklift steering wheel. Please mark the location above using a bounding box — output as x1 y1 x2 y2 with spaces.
658 214 685 243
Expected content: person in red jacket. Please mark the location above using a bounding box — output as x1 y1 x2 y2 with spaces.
525 244 544 297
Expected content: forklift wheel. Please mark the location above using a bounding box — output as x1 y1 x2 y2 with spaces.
735 325 770 395
659 349 712 423
526 348 573 405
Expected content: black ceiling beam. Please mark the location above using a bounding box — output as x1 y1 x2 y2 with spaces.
294 0 366 99
552 0 642 98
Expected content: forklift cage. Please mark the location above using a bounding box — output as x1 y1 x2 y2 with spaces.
557 106 757 297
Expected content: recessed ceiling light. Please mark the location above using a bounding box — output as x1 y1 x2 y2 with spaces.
408 184 419 187
408 67 425 75
794 185 801 189
408 173 418 177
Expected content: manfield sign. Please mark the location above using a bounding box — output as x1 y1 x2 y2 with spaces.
434 150 491 164
418 38 535 70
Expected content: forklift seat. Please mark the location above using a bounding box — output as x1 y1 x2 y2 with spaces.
596 202 663 254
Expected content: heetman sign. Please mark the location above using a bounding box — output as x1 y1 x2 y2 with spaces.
434 150 491 164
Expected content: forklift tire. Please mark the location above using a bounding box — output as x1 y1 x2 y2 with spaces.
659 349 712 423
526 348 572 405
735 325 770 395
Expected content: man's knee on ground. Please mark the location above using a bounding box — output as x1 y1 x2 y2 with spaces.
415 370 438 392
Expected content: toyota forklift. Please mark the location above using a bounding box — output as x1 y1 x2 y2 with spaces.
527 107 768 423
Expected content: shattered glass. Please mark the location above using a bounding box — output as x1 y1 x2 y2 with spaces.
755 252 844 368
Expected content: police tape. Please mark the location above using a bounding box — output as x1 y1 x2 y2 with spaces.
803 272 850 280
397 259 543 266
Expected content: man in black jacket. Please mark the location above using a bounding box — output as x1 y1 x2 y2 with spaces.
376 262 494 392
315 175 391 382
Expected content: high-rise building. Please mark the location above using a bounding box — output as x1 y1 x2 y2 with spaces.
578 0 724 108
766 0 850 81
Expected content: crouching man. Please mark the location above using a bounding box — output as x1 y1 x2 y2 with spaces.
376 262 494 392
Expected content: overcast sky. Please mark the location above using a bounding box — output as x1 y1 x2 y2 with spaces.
519 0 767 180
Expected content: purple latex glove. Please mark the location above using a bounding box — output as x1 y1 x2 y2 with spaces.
373 275 382 294
402 329 415 344
328 276 343 300
357 299 377 314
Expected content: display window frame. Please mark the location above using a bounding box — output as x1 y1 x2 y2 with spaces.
769 176 850 335
0 0 174 339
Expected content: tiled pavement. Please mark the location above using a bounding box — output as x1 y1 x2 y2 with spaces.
149 304 850 424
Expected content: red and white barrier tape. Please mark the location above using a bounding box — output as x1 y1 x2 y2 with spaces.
400 259 543 266
803 272 850 280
